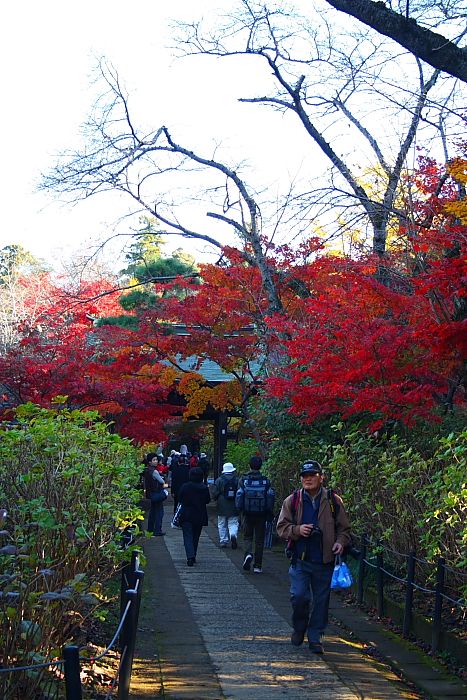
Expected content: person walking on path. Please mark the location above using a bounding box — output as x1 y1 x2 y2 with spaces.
142 452 168 537
170 444 191 513
198 452 210 484
236 455 275 574
212 462 240 549
178 466 211 566
276 459 351 654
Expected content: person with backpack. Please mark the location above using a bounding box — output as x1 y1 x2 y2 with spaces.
235 455 275 574
276 459 352 655
212 462 240 549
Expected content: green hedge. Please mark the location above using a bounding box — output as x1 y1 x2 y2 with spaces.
0 402 142 699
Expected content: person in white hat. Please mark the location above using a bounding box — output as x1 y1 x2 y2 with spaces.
211 462 240 549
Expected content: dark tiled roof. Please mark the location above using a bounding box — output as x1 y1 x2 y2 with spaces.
172 355 263 384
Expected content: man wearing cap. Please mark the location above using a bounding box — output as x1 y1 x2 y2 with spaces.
276 460 351 654
211 462 240 549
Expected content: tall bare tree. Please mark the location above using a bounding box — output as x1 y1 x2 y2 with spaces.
42 1 465 275
323 0 467 82
42 63 283 317
175 0 465 256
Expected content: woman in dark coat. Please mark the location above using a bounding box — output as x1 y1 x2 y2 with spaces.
142 452 167 536
178 467 211 566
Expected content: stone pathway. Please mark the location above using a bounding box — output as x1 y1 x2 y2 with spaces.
164 529 357 699
130 506 424 699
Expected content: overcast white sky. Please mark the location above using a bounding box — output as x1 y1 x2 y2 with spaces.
3 1 460 273
0 0 321 271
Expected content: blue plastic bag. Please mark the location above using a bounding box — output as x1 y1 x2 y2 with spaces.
331 558 353 590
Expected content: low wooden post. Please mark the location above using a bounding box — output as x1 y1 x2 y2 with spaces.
63 645 82 700
403 551 416 637
375 548 384 617
431 557 445 653
118 572 144 700
357 534 367 605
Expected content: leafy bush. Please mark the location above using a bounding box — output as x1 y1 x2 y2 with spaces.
224 439 259 476
0 402 142 699
327 425 466 570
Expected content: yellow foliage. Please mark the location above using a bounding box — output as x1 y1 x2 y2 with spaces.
177 372 205 396
210 381 242 411
447 158 467 184
444 201 467 224
183 387 213 419
445 158 467 224
158 366 181 387
178 376 243 419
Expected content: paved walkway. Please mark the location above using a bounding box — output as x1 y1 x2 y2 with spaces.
129 501 465 699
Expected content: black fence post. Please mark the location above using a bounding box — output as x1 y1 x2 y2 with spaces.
120 551 140 633
118 587 139 700
403 551 416 638
128 550 139 589
134 570 144 626
63 645 83 700
431 557 445 653
120 561 131 621
375 547 384 617
357 534 367 605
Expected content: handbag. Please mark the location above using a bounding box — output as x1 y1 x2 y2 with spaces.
150 488 168 504
331 557 353 590
171 503 183 529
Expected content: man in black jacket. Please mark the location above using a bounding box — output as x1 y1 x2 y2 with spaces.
236 455 274 574
178 467 211 566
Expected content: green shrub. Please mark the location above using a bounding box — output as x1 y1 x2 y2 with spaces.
0 402 142 699
224 439 259 476
327 425 466 571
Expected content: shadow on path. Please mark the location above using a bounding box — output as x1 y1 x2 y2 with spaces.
129 500 454 699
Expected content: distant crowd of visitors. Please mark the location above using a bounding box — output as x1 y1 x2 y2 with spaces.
141 445 352 655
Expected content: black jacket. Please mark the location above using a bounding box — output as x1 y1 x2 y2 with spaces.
178 481 211 526
171 461 190 496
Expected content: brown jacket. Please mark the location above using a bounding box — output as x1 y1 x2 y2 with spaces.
276 487 351 564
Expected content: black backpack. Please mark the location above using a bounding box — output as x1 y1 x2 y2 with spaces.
177 453 190 468
222 476 238 500
236 476 275 514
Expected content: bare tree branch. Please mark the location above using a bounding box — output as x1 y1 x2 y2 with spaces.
324 0 467 82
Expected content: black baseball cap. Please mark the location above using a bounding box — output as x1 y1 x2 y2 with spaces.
300 460 323 476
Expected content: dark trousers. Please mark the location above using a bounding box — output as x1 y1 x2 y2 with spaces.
243 514 267 568
289 560 334 643
181 521 203 560
148 501 164 535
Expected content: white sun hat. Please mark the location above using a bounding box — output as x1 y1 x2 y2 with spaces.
222 462 236 474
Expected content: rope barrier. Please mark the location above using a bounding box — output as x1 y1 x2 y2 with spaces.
0 659 64 674
443 563 467 577
361 555 465 608
0 574 142 677
412 555 432 566
88 599 132 663
363 558 377 569
439 592 466 607
104 645 127 700
379 567 408 584
379 545 410 559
